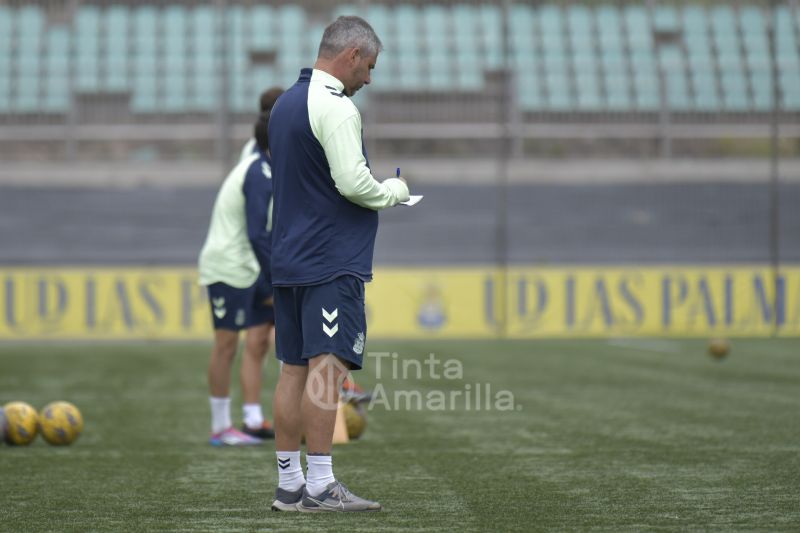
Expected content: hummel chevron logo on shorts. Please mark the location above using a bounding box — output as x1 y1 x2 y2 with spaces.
212 298 226 319
322 307 338 337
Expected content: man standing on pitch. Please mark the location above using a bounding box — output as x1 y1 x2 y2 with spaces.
267 16 409 512
199 113 276 446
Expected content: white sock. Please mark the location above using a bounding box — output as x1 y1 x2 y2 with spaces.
276 451 305 491
209 397 231 434
306 454 335 496
242 403 264 429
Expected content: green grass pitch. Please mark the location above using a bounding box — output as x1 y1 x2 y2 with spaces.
1 339 799 532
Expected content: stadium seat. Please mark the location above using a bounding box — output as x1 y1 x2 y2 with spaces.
43 75 70 112
749 67 774 111
16 5 44 38
133 6 158 56
509 4 536 52
709 5 752 111
163 6 188 109
597 6 624 52
422 4 448 51
776 8 800 111
0 40 9 108
540 5 566 52
683 6 717 111
190 6 216 109
0 87 8 113
653 5 680 33
575 72 602 111
0 6 12 70
683 6 713 61
5 2 800 116
227 71 249 112
479 4 503 69
164 75 187 112
721 71 750 111
451 4 479 78
517 71 543 111
394 3 420 53
776 8 799 65
632 71 659 111
568 6 595 72
739 7 772 111
658 46 691 111
250 5 276 51
131 75 158 113
596 6 631 110
781 70 800 110
44 26 71 112
456 65 483 92
397 53 423 90
605 73 631 111
624 6 652 51
545 69 573 111
132 6 159 111
251 65 276 104
691 72 720 112
104 6 129 92
305 23 325 65
16 5 43 104
425 52 450 91
15 74 40 112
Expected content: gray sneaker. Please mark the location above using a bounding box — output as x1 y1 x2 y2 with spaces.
271 485 305 512
296 481 382 512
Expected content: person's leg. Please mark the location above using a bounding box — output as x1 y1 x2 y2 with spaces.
271 287 308 510
301 354 348 500
293 277 380 511
205 283 263 446
302 354 347 455
240 322 272 430
208 328 239 433
273 362 307 450
270 364 308 509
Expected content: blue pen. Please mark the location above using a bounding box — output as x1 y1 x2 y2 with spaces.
396 167 400 178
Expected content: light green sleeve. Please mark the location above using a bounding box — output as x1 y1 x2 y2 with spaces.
238 138 256 163
322 114 410 210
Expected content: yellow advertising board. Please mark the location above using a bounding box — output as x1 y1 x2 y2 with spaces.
369 266 800 338
0 266 798 340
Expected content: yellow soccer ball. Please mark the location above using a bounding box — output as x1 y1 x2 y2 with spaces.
343 401 367 440
708 338 730 360
39 401 84 446
3 401 39 446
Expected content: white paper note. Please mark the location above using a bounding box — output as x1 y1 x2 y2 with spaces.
400 195 423 206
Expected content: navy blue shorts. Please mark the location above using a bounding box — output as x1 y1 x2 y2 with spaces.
274 275 367 370
206 276 274 331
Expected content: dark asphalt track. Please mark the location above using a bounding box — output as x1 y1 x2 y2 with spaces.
1 183 798 265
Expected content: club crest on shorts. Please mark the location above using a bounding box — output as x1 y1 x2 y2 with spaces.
235 309 246 326
352 332 365 355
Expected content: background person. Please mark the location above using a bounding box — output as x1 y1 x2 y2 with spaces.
198 112 277 446
239 87 284 163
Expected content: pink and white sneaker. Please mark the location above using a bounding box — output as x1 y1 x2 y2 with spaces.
209 426 264 447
